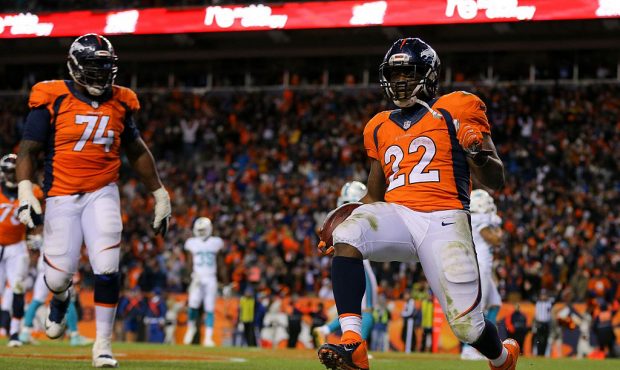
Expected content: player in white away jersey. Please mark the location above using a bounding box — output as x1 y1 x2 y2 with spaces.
462 189 503 360
183 217 224 347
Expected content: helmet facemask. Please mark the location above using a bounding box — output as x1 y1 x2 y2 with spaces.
68 55 117 96
380 63 436 108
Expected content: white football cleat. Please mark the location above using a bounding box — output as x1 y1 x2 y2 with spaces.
183 324 197 345
45 315 67 339
19 327 35 344
461 344 486 360
92 337 119 368
203 338 215 347
7 334 23 347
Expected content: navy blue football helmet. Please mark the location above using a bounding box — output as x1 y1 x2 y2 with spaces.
67 33 118 96
380 38 441 108
0 153 17 189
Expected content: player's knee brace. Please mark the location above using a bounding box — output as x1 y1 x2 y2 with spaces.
44 274 72 294
12 293 25 319
94 273 120 305
450 310 486 344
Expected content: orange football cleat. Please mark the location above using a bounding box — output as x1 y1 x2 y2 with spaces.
489 338 520 370
318 331 369 370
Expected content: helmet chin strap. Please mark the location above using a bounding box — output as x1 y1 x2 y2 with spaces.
393 86 442 119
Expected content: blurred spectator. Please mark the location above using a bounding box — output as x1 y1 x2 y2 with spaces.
593 302 617 358
117 288 146 342
287 296 303 348
138 259 167 293
261 297 288 348
420 292 434 352
505 304 528 353
371 295 390 352
144 289 167 343
310 302 328 348
239 288 256 347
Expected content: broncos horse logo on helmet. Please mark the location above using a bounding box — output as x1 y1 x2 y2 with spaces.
67 33 118 96
380 38 441 109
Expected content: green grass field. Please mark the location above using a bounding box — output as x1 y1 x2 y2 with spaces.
0 340 618 369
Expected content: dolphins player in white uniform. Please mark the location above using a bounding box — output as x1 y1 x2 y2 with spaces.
183 217 224 347
462 189 503 360
313 181 379 347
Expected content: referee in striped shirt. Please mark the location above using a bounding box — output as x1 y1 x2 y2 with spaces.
533 290 554 356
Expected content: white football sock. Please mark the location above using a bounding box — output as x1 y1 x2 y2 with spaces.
339 315 362 337
490 347 509 367
95 305 116 339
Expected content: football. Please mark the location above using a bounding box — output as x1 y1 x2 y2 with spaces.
318 202 363 246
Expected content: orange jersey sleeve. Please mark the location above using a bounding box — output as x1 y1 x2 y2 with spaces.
28 81 68 111
363 111 391 160
442 91 490 134
115 85 141 112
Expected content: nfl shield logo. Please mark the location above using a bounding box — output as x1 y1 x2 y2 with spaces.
403 120 411 129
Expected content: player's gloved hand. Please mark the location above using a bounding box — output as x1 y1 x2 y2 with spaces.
17 180 42 228
456 122 483 155
152 187 171 237
26 234 43 250
317 241 334 257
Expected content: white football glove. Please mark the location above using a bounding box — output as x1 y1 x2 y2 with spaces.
18 180 42 228
152 187 171 236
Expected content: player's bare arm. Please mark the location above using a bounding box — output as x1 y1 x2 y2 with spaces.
480 226 503 247
467 134 504 191
123 137 171 235
16 140 44 183
123 137 164 192
360 159 386 204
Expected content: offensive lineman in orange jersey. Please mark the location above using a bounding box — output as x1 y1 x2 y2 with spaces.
318 38 519 370
0 154 43 348
15 34 171 368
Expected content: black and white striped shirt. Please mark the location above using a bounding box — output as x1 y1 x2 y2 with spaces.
535 299 553 323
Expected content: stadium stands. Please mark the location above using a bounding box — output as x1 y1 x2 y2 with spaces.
2 84 617 305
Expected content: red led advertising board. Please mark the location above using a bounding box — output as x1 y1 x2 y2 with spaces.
0 0 618 38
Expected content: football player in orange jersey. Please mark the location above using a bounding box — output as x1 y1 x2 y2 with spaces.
0 154 43 348
15 34 171 368
317 38 519 370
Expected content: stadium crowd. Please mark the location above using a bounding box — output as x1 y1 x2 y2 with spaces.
0 83 618 348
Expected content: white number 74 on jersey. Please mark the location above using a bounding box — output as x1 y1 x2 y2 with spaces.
73 114 114 153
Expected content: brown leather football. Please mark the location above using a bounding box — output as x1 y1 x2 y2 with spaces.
318 202 362 246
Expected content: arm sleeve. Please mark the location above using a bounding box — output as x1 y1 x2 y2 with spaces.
120 111 141 143
120 87 141 143
22 108 51 143
216 237 225 252
28 83 51 109
363 113 384 160
456 92 491 134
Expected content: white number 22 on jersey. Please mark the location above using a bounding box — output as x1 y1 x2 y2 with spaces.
73 115 114 152
385 136 440 192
